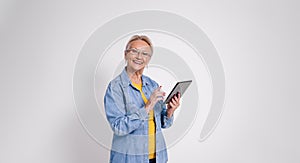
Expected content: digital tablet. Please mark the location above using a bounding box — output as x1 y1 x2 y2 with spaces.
163 80 192 104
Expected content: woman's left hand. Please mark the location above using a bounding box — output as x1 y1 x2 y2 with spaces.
166 93 181 118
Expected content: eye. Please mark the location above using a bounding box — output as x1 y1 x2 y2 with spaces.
131 49 138 53
142 52 149 55
142 52 149 56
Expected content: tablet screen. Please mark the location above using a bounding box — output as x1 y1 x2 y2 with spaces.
163 80 192 104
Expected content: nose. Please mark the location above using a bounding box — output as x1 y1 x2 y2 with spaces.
136 51 143 59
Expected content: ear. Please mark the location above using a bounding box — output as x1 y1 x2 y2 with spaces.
124 50 127 58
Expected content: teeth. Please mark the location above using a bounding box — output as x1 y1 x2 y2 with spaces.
133 60 143 65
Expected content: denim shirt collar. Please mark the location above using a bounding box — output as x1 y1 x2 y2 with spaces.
120 67 149 88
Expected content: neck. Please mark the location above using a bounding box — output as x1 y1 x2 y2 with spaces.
126 66 144 84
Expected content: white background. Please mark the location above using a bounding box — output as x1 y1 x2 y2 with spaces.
0 0 299 162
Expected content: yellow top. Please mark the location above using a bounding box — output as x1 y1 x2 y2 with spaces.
132 82 156 159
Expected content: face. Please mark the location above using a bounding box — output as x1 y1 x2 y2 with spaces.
125 40 152 72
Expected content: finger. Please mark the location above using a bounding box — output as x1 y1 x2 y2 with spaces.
169 101 175 108
157 86 162 91
155 96 164 101
171 102 178 110
175 96 180 105
174 95 179 101
153 89 165 96
153 86 161 94
151 90 163 99
175 93 180 104
156 91 166 97
172 98 179 107
154 87 164 96
172 99 179 107
171 98 176 104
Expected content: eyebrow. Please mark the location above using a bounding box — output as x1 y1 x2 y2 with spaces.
128 47 151 51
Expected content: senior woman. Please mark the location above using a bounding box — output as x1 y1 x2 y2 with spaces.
104 35 180 163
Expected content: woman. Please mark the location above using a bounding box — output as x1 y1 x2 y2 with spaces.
104 35 180 163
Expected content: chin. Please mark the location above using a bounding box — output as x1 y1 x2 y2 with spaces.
129 64 145 72
134 66 145 71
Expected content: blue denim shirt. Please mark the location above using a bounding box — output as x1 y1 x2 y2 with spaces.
104 67 174 163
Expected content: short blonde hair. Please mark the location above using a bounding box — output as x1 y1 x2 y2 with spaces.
125 35 153 53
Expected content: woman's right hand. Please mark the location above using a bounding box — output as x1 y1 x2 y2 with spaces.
145 86 166 113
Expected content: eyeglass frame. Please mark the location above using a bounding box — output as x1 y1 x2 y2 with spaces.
125 48 152 58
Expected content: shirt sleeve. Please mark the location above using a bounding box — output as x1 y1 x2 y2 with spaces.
104 82 149 136
160 101 174 128
150 80 174 129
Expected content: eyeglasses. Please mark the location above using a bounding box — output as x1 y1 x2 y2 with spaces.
125 48 152 58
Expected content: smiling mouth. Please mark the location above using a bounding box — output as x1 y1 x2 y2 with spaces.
133 60 143 65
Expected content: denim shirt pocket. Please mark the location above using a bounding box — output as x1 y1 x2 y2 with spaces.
125 102 138 115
